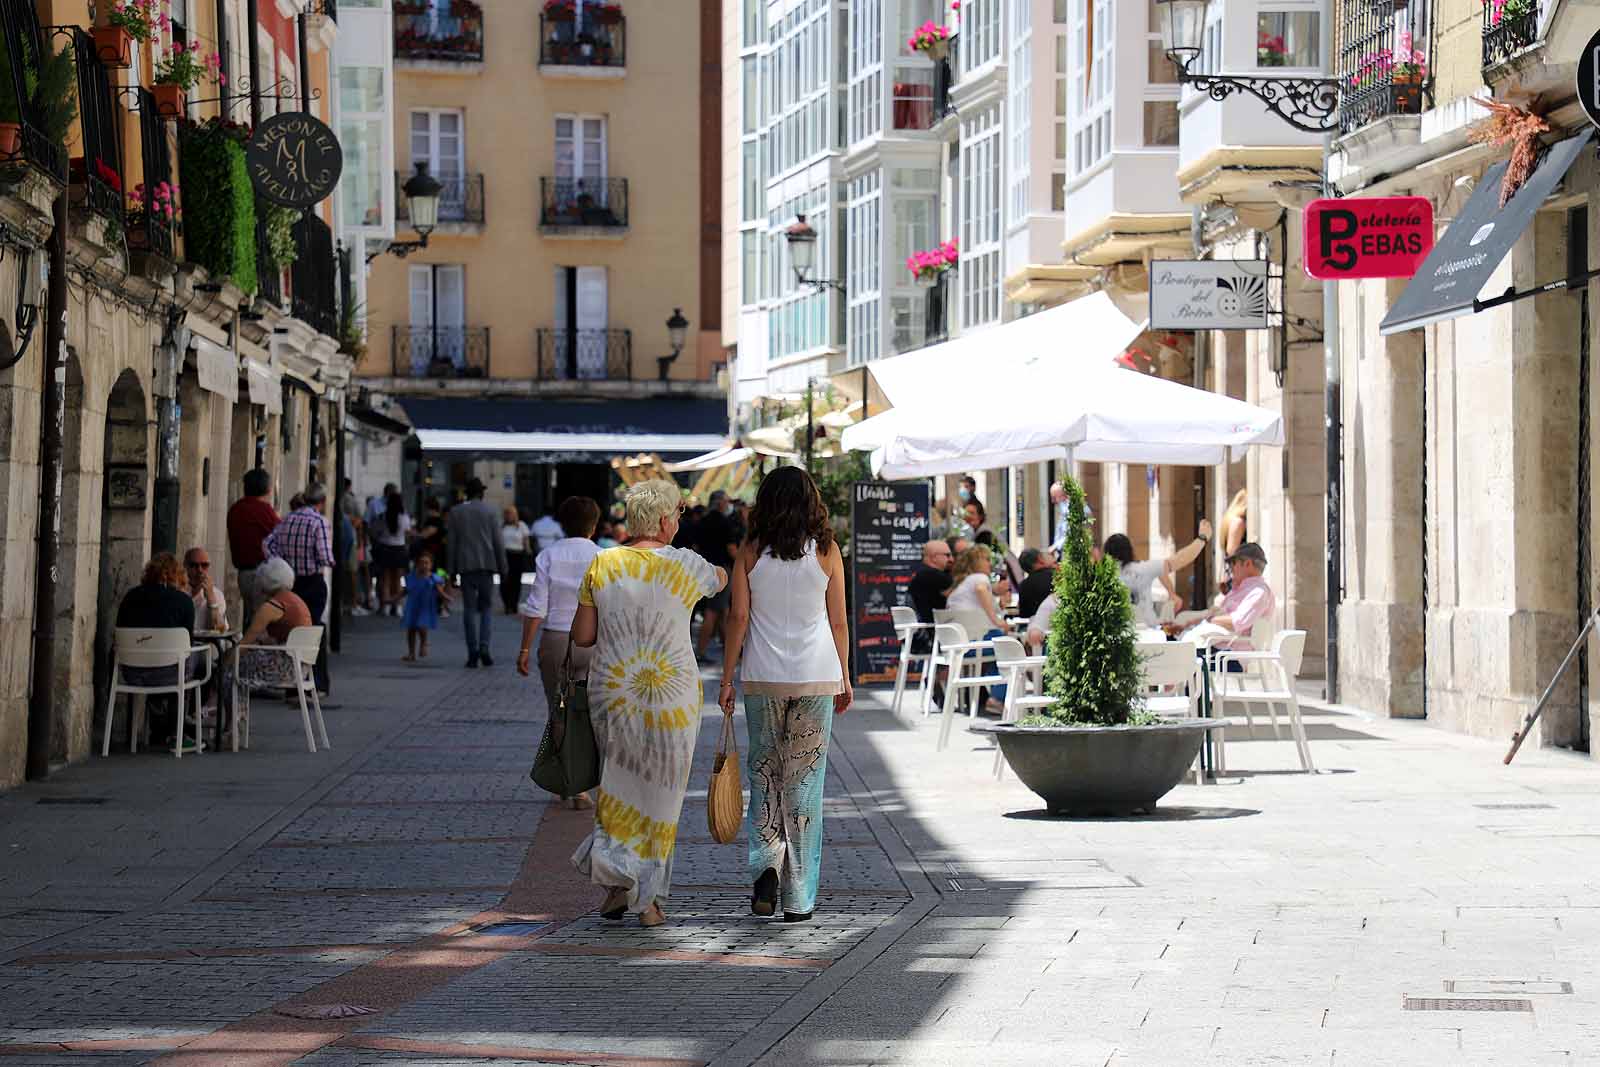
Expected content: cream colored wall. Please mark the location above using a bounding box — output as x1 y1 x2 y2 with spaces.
363 0 705 381
721 0 743 348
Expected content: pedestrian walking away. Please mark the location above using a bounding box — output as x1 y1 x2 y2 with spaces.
500 507 533 615
515 495 602 809
570 479 727 927
226 468 280 624
264 484 335 696
402 551 453 661
372 491 413 615
448 477 508 668
719 465 851 923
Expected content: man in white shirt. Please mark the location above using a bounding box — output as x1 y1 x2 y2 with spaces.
183 547 227 630
1100 520 1213 630
531 511 564 554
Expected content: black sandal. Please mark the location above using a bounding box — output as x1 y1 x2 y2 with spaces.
751 868 778 917
783 911 813 924
600 888 628 920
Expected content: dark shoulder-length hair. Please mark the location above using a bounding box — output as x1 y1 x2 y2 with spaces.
749 465 833 561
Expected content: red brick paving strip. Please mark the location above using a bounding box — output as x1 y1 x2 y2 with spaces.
336 1034 707 1065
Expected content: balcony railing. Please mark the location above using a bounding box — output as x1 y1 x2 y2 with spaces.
2 0 66 184
538 9 625 68
923 273 949 347
1483 0 1539 69
396 170 484 225
125 89 175 261
256 213 283 306
934 43 956 119
395 0 483 62
291 214 338 338
539 177 628 229
393 325 492 378
64 27 123 223
536 327 632 380
1337 0 1428 134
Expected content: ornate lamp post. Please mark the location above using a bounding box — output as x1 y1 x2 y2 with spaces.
658 307 689 380
1154 0 1341 134
785 215 845 293
366 162 444 262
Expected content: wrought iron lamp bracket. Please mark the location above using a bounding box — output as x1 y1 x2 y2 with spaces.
1177 71 1342 135
365 238 429 264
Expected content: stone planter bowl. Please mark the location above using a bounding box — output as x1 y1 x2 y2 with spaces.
977 720 1220 816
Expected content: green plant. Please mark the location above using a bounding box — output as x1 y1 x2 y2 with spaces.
810 449 871 550
261 202 299 268
0 41 76 143
178 118 257 293
154 41 223 90
107 0 166 42
337 298 367 360
1041 477 1146 726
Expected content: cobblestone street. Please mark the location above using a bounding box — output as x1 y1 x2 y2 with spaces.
3 614 1600 1065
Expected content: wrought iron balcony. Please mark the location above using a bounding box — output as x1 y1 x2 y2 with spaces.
1483 0 1539 70
536 327 633 380
395 0 483 63
539 177 628 230
125 88 175 262
1337 0 1428 134
923 273 949 347
396 171 484 225
291 214 338 338
63 27 123 223
256 214 282 306
393 325 492 378
538 7 625 69
2 0 67 184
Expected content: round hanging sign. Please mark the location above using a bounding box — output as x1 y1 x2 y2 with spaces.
246 113 344 209
1578 28 1600 131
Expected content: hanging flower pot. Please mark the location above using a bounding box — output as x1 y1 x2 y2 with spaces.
92 25 134 69
0 122 22 157
152 83 186 117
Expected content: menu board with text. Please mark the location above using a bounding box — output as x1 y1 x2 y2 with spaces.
850 481 932 683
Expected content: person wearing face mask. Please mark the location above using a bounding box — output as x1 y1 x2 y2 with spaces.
694 490 741 659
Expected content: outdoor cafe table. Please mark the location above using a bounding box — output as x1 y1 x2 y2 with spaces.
194 628 240 751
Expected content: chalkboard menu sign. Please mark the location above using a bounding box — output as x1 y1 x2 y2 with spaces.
850 481 932 683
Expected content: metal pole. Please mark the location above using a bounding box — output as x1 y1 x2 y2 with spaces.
25 189 69 780
331 393 345 654
1505 607 1600 764
215 0 231 112
296 12 310 111
1322 144 1342 705
246 0 262 128
152 309 183 555
804 377 814 470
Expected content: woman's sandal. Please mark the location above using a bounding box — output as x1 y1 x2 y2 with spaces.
751 868 778 917
599 887 628 920
639 902 666 927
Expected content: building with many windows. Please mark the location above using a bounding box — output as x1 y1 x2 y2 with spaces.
354 0 725 516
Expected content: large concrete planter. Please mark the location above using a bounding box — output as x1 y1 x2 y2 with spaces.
978 720 1219 816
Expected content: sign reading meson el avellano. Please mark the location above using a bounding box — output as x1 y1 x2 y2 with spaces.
246 113 344 209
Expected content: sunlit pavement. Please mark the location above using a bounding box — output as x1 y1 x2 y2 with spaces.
2 613 1598 1065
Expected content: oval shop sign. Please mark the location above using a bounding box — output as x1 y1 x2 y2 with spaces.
247 113 344 210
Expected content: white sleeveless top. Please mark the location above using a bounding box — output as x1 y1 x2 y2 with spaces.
742 541 845 696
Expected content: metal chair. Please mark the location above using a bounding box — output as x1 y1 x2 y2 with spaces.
101 628 211 758
1137 639 1202 782
233 625 331 753
993 636 1048 779
890 606 934 718
934 622 1004 751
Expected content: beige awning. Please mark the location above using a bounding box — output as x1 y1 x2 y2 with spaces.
193 337 238 402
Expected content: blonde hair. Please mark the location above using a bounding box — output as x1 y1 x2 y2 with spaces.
624 479 682 539
949 546 991 588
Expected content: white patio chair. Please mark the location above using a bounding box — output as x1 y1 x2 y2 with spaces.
1138 639 1202 782
101 627 211 758
1213 629 1313 773
232 626 331 754
890 606 934 718
993 637 1048 779
934 622 1004 751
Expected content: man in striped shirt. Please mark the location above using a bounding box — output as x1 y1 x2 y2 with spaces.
265 484 335 694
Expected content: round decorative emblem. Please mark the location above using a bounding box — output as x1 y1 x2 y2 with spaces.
1579 30 1600 133
246 112 344 209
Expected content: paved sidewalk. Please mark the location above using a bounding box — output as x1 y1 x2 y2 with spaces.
2 611 1598 1066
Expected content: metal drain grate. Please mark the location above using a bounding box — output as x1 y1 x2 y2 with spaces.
1445 980 1571 995
1403 997 1532 1012
36 797 109 805
1473 802 1556 810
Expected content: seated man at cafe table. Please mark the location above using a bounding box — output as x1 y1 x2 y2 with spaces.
184 547 227 632
1026 592 1056 656
1016 547 1056 620
1171 542 1276 665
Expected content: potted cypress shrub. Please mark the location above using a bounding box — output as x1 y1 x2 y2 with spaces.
976 477 1217 815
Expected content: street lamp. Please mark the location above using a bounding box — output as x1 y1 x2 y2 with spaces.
785 214 845 293
365 162 445 262
658 307 689 381
1154 0 1342 134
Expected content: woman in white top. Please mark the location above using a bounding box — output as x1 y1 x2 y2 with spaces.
1100 519 1212 630
516 496 602 808
500 507 533 615
720 466 850 924
371 492 413 615
944 546 1009 707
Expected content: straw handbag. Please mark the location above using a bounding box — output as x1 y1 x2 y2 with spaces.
707 713 743 844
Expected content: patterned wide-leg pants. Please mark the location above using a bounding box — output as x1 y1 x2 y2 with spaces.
744 693 834 915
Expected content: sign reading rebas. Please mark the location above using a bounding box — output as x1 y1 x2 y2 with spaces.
246 113 344 209
1149 260 1270 331
1304 196 1434 280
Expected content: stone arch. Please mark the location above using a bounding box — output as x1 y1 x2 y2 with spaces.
93 367 152 740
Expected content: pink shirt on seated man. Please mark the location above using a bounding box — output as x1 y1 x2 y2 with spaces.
1207 542 1275 651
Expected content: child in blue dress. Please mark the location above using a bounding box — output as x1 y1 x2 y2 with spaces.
403 551 453 661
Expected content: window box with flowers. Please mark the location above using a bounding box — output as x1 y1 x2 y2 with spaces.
543 0 576 22
125 179 179 257
907 20 951 60
152 41 224 117
95 0 167 69
907 239 958 287
592 3 623 25
1483 0 1538 69
1256 32 1288 67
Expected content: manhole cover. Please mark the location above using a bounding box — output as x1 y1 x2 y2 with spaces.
471 921 551 937
1403 997 1532 1012
1446 980 1572 995
1474 803 1556 810
276 1004 379 1020
36 797 109 805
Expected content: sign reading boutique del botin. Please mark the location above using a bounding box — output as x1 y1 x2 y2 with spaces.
246 113 344 210
1303 196 1434 281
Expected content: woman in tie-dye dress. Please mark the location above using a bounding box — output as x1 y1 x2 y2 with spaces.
571 479 727 927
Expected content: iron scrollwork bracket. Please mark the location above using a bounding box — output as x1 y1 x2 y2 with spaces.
1181 73 1343 135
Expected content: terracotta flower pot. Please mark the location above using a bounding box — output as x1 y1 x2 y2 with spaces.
92 25 134 69
0 123 21 157
152 83 186 117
